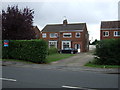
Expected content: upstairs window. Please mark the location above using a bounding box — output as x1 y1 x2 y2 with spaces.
50 33 58 38
75 33 80 38
63 33 72 38
114 31 120 36
42 33 46 38
103 31 109 37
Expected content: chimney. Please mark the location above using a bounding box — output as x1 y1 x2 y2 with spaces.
63 19 68 26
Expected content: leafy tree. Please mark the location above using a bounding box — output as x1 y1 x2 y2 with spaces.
2 5 36 40
91 39 100 45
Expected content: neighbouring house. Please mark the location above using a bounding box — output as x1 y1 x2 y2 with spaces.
100 20 120 40
32 26 41 39
41 19 89 52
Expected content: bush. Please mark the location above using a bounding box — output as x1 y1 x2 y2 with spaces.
2 39 48 63
48 47 58 55
94 39 120 65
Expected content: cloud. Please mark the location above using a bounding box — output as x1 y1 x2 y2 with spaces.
2 0 119 40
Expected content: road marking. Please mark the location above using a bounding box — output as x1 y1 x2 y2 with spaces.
62 85 96 90
0 78 17 82
62 85 80 89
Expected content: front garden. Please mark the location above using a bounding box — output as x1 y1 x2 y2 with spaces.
2 40 74 64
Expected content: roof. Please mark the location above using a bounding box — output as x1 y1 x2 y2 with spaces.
42 23 86 32
101 21 120 29
32 26 40 33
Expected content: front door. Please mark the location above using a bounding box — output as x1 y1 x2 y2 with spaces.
75 44 80 52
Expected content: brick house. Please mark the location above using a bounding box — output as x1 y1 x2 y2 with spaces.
41 19 89 52
100 21 120 40
32 26 41 39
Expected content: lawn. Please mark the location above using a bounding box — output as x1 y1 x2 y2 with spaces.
1 53 75 64
46 53 74 63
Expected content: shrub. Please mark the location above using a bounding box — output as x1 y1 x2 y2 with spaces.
94 39 120 65
48 47 58 55
2 39 48 63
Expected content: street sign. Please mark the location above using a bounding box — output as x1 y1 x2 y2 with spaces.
4 40 9 47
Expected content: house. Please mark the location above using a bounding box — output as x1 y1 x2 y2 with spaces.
41 19 89 52
100 21 120 40
32 26 41 39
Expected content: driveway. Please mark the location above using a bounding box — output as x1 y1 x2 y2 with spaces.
51 52 94 67
51 45 95 67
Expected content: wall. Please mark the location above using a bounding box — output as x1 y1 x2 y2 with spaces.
100 30 120 40
42 30 89 52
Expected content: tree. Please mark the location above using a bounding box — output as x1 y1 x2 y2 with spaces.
91 39 100 45
2 5 36 40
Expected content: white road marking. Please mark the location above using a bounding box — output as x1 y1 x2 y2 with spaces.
62 85 80 89
0 78 17 82
62 85 96 90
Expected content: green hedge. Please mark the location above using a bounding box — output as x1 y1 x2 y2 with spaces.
2 39 48 63
94 39 120 65
48 47 58 55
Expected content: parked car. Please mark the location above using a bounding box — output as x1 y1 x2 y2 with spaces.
59 48 78 54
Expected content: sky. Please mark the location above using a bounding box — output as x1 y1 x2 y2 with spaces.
1 0 120 42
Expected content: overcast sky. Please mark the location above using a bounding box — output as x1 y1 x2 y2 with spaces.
2 0 120 41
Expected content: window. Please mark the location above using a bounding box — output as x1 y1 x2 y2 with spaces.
75 33 80 38
49 41 57 48
62 41 71 49
50 33 58 38
42 33 46 38
63 33 72 38
114 31 120 36
103 31 109 37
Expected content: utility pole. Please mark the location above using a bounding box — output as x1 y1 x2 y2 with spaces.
118 1 120 20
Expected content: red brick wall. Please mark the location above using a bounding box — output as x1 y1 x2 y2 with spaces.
100 30 120 40
41 30 89 52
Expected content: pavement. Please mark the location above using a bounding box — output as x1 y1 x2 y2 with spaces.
1 50 119 74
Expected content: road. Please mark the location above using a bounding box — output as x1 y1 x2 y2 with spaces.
2 66 119 89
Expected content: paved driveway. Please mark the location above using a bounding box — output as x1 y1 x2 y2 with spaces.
51 52 94 67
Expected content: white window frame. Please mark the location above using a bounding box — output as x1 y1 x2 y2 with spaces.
50 33 58 38
63 33 72 38
42 33 46 38
114 31 120 36
49 41 57 48
103 31 109 37
62 41 71 50
75 33 81 38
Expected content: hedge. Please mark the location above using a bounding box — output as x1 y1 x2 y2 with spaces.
48 47 58 55
94 38 120 65
2 39 48 63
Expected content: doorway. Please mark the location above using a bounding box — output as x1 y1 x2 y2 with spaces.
75 44 80 52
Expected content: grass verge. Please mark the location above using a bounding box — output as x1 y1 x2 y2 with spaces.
1 53 75 64
1 59 34 64
85 62 120 68
46 53 75 63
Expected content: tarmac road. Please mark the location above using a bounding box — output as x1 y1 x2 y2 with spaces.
2 66 119 89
